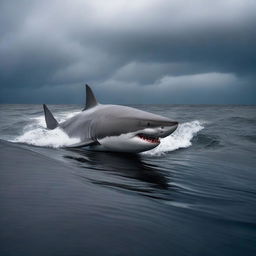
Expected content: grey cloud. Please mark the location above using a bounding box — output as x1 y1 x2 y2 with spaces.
0 0 255 104
95 72 255 104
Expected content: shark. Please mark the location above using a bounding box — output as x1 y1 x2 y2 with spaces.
43 85 178 153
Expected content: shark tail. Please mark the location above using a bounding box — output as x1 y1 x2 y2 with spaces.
43 104 59 130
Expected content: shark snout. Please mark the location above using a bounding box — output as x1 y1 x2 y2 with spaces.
159 121 178 138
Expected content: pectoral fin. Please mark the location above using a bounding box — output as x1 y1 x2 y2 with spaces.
65 139 98 148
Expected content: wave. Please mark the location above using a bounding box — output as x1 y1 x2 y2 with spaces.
9 111 204 153
192 133 221 148
10 112 80 148
12 127 80 148
143 120 204 156
226 116 256 125
239 135 256 143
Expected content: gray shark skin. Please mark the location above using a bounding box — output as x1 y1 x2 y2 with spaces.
43 85 178 153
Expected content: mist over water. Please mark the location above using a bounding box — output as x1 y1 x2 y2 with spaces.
0 104 255 256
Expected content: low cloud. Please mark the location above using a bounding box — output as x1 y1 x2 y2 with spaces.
0 0 255 103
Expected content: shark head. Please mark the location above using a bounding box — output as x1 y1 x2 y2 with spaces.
90 104 178 153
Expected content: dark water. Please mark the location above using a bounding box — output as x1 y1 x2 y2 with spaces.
0 104 255 256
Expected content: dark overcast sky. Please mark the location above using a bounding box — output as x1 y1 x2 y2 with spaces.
0 0 255 104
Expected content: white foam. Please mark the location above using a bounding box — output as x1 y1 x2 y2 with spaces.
12 127 80 148
143 120 204 156
11 112 80 148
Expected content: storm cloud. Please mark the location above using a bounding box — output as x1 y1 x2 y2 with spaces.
0 0 255 104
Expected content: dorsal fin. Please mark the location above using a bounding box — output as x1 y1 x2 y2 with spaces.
83 84 98 111
43 104 59 129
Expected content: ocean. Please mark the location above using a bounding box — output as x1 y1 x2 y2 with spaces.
0 104 255 256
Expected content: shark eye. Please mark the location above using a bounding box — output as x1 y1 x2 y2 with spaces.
147 122 150 127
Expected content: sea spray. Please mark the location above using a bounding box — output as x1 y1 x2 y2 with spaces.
11 112 81 148
143 120 204 156
12 127 80 148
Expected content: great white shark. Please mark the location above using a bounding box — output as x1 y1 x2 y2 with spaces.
43 85 178 153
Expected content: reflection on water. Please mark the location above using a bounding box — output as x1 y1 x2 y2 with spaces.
64 149 170 197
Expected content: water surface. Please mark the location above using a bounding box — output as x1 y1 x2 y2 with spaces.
0 104 255 256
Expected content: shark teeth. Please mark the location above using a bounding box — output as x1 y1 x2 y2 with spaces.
137 134 160 144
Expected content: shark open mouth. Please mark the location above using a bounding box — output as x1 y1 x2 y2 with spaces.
137 134 160 144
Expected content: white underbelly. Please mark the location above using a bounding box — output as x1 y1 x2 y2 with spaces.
88 134 159 153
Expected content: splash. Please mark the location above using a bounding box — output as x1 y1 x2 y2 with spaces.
12 127 80 148
143 120 204 156
11 112 80 148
